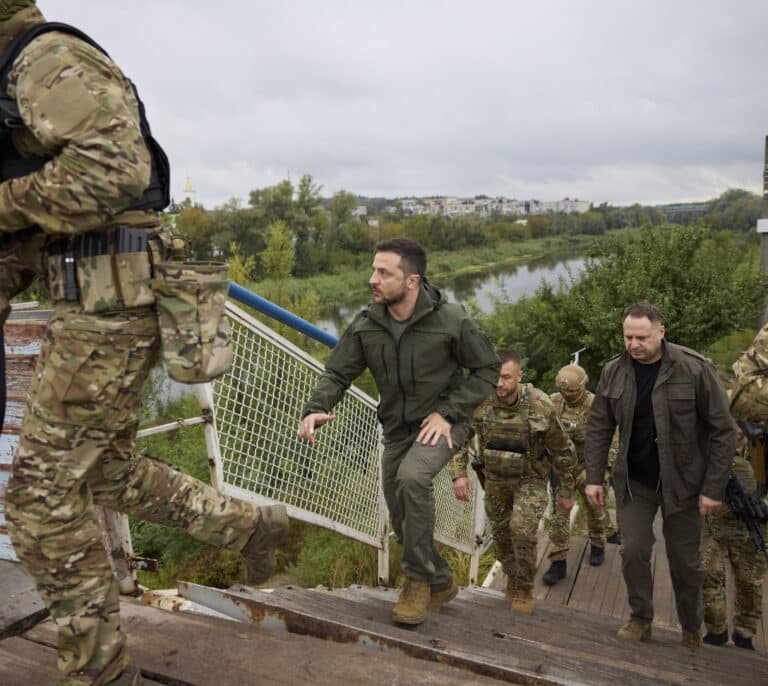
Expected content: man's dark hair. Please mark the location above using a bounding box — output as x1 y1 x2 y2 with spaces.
622 302 663 324
374 238 427 278
496 348 521 366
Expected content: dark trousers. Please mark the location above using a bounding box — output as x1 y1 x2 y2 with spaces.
380 423 468 587
617 479 703 631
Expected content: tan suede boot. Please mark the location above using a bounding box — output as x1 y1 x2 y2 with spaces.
681 628 702 650
392 579 431 625
617 619 652 641
509 588 534 614
429 579 459 611
241 504 289 585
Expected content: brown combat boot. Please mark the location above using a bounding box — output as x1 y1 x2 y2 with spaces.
241 504 289 585
681 628 702 650
429 578 459 611
510 589 534 614
392 578 431 625
617 619 652 641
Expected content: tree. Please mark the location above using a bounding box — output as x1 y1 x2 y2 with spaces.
175 206 215 258
259 220 295 307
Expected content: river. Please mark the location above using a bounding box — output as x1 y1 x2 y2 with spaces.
316 251 586 338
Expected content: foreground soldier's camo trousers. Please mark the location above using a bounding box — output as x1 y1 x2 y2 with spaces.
6 305 260 686
485 476 547 593
701 513 767 638
548 472 612 561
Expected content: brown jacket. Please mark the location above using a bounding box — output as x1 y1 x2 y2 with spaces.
585 340 736 514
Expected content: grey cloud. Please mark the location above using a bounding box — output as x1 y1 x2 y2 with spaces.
43 0 768 206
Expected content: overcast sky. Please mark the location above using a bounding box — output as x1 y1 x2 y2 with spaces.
44 1 768 208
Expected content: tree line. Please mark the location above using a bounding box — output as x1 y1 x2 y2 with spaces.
170 173 762 282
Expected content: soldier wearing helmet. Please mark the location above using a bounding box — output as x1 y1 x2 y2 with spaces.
542 364 619 586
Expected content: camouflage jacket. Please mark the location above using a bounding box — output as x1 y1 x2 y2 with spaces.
549 390 618 482
731 323 768 423
451 383 577 497
0 9 159 235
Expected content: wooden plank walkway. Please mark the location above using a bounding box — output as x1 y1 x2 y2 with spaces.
489 520 768 652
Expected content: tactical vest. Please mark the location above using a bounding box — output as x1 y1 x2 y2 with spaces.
482 384 540 481
0 21 169 211
552 391 591 461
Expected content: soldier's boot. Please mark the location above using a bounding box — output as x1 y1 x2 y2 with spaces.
703 629 728 646
392 579 431 625
732 632 755 650
617 620 652 641
506 579 534 614
681 628 702 650
589 544 605 566
108 664 143 685
606 532 622 545
542 560 566 585
510 589 534 614
429 578 459 611
241 505 289 585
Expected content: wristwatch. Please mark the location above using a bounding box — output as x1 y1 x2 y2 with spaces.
438 408 456 425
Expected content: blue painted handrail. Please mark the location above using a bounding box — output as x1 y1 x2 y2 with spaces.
227 282 338 348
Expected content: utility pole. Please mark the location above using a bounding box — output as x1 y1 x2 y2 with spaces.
759 136 768 326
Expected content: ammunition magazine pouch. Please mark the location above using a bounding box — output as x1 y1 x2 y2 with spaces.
483 448 528 480
151 261 233 384
46 227 158 311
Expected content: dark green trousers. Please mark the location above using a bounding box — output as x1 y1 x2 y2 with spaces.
381 423 468 587
617 479 703 631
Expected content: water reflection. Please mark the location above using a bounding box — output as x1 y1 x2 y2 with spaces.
316 252 586 338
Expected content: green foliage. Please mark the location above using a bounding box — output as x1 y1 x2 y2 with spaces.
227 241 257 285
704 329 758 374
480 226 768 389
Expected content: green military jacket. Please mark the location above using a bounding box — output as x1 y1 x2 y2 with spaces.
302 283 500 441
585 340 736 514
451 383 577 497
550 389 617 483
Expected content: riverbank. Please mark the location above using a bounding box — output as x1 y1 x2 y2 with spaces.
250 231 625 310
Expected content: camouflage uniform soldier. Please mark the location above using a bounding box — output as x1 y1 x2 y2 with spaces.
451 349 576 614
0 5 287 685
701 438 767 650
543 365 619 585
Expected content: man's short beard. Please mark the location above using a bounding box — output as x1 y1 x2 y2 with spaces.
379 290 407 307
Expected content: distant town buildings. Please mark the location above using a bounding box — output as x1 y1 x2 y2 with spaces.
383 196 591 218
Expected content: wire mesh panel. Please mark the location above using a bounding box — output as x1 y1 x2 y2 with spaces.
211 301 487 557
212 304 384 547
433 468 484 555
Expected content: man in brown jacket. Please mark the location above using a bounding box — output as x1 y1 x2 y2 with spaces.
585 302 736 650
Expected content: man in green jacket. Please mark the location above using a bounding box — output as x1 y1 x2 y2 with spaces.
585 302 736 650
298 237 500 625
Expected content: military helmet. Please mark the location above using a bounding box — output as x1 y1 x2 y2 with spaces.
556 364 588 390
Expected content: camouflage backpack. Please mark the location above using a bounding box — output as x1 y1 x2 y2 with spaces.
731 324 768 421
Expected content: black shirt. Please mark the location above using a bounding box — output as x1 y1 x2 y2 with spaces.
627 358 662 489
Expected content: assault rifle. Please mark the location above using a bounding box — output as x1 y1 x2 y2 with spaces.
724 473 768 561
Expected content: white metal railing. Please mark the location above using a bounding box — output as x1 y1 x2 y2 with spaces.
208 301 489 584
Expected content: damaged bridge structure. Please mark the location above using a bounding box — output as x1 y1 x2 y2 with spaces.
1 286 767 685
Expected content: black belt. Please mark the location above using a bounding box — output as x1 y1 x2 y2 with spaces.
46 226 149 258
